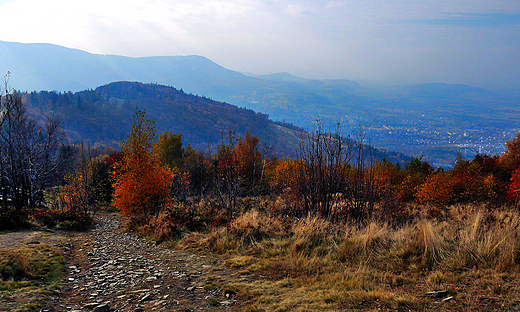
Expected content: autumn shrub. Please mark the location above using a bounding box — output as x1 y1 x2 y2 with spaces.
396 156 434 202
373 200 413 225
140 198 233 243
371 160 404 201
33 207 93 231
112 110 174 220
507 168 520 206
269 158 303 211
162 201 204 232
55 210 93 231
144 209 182 243
112 154 173 218
415 171 455 206
156 200 218 233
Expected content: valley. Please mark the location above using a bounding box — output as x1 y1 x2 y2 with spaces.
2 41 519 166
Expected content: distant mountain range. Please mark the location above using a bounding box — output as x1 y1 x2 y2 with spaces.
2 40 519 165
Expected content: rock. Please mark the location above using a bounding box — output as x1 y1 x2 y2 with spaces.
424 290 449 298
220 300 236 306
442 296 454 302
63 214 218 312
140 293 152 302
154 300 166 306
93 304 110 312
82 303 101 310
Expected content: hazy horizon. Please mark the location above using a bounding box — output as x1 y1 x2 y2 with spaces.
1 1 519 93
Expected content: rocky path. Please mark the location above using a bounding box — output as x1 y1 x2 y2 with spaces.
55 214 238 312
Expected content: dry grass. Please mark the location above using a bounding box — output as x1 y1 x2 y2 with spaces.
178 204 520 311
0 233 67 312
190 209 291 254
448 210 520 271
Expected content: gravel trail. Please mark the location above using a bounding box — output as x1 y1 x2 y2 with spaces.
55 214 237 312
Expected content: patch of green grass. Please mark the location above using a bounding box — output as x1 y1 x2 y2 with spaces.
0 238 66 312
0 280 34 291
0 244 65 285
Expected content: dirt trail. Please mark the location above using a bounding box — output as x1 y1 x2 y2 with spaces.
54 213 239 312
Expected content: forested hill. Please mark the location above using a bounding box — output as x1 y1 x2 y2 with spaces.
22 81 409 163
23 81 304 156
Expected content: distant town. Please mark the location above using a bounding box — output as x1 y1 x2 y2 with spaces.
366 118 517 167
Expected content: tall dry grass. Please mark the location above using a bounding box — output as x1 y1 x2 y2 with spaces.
181 204 520 273
190 209 291 254
449 209 520 271
176 204 520 311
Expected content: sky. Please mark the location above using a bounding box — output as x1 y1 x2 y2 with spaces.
1 0 519 91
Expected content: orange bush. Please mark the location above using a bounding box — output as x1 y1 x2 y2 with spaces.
371 160 404 198
112 110 173 218
415 171 455 206
269 158 303 194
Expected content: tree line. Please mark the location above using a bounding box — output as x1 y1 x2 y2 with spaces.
106 110 520 232
2 79 520 230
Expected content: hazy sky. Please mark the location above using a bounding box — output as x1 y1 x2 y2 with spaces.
1 0 519 91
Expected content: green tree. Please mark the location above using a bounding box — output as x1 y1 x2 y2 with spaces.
156 131 184 170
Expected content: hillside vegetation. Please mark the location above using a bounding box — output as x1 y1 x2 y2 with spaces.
21 81 409 163
2 80 520 311
23 81 301 156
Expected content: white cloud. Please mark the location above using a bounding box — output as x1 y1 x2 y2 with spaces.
0 0 518 90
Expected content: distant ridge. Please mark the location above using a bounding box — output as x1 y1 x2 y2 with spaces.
22 81 304 157
0 41 252 93
21 81 410 164
4 40 519 165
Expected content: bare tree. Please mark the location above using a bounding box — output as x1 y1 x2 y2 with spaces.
0 75 63 213
214 128 243 216
296 119 353 219
296 119 378 222
344 123 378 222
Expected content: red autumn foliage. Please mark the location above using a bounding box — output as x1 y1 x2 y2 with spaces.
112 110 173 218
507 168 520 204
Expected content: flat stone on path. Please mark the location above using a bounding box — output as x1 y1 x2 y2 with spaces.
51 213 235 312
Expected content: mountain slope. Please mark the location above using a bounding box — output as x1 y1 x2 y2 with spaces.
1 41 259 94
5 41 519 165
24 81 304 156
23 81 409 164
